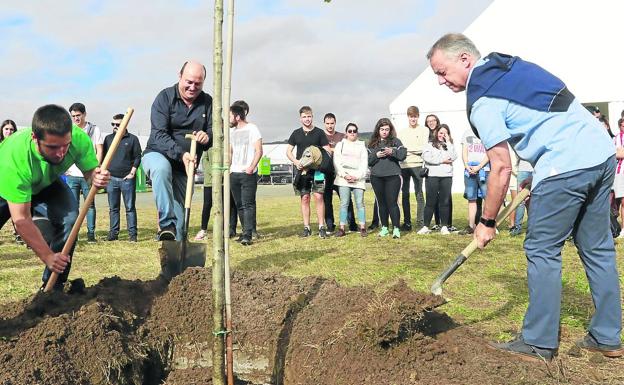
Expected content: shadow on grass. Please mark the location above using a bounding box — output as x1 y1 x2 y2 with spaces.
468 268 598 332
238 248 336 271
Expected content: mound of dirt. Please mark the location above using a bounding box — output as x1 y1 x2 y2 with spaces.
0 268 618 385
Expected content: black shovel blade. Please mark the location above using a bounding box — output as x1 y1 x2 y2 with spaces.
159 240 206 282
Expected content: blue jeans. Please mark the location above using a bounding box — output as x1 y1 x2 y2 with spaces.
522 156 621 348
66 175 96 235
0 180 79 287
463 171 488 200
106 176 137 237
142 152 187 240
514 171 532 227
338 186 365 225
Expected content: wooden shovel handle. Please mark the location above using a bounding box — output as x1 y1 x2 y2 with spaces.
44 108 134 292
184 134 198 209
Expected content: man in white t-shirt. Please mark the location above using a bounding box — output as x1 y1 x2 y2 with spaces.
66 102 103 242
460 129 489 234
229 102 262 246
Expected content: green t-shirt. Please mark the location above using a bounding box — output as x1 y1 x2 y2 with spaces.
0 126 98 203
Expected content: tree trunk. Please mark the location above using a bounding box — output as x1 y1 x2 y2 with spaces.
223 0 235 384
211 0 225 384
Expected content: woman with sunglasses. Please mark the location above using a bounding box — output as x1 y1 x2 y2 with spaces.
419 124 457 235
333 123 369 237
368 118 407 238
1 119 17 142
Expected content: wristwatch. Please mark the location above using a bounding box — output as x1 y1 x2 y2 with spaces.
479 217 496 228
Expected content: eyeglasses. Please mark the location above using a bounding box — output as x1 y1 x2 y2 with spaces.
111 123 120 127
346 130 357 134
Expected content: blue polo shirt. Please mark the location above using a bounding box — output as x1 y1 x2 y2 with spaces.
468 59 614 188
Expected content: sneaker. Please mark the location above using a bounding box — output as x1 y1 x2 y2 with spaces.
617 230 624 239
106 233 118 241
575 333 624 358
490 336 556 362
300 227 312 238
368 223 379 230
392 228 400 239
510 225 523 237
240 237 253 246
157 225 176 241
335 228 346 237
458 226 474 235
319 226 328 239
448 225 458 232
87 232 97 243
378 226 389 237
416 226 431 235
400 223 412 232
236 235 245 243
360 228 368 237
128 235 138 242
430 224 441 231
194 230 207 241
440 226 450 235
252 230 259 240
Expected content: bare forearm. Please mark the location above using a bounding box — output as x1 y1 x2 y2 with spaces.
14 218 54 263
483 164 512 219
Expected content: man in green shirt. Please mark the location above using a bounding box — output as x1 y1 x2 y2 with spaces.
0 104 110 290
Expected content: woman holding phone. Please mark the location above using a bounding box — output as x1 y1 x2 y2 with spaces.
419 124 456 235
368 118 407 238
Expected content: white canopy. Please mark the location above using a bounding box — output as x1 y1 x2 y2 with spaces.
390 0 624 191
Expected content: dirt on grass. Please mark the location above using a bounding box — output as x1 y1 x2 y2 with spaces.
0 268 621 385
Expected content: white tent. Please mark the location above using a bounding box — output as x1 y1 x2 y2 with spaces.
390 0 624 192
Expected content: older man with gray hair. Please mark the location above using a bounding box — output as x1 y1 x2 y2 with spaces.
427 33 622 361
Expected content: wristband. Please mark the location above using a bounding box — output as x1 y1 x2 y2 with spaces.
479 217 496 228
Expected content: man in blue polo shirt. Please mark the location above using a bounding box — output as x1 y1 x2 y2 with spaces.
427 33 622 361
0 104 110 290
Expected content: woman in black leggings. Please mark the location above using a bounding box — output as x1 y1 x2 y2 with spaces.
419 124 456 235
368 118 407 239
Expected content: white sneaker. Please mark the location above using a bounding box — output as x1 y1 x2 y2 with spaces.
194 229 207 241
440 226 450 235
417 226 431 235
618 231 624 239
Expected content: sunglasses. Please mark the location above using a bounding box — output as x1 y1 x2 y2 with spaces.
346 130 357 134
111 123 120 127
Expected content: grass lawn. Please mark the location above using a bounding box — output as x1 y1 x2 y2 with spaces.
1 184 623 343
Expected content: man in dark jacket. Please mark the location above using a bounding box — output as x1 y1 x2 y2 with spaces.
142 60 212 241
103 113 143 242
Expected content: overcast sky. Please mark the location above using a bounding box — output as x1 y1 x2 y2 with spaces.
1 0 492 142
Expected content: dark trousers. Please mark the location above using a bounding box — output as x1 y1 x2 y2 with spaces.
370 199 379 226
0 180 78 287
400 167 425 227
200 187 238 235
106 176 137 237
370 175 401 228
424 176 452 227
324 173 356 230
230 172 257 238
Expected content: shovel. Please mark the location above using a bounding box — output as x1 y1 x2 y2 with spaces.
43 108 134 292
430 188 530 296
160 134 206 281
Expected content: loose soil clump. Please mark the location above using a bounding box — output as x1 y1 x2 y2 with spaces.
0 269 620 384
